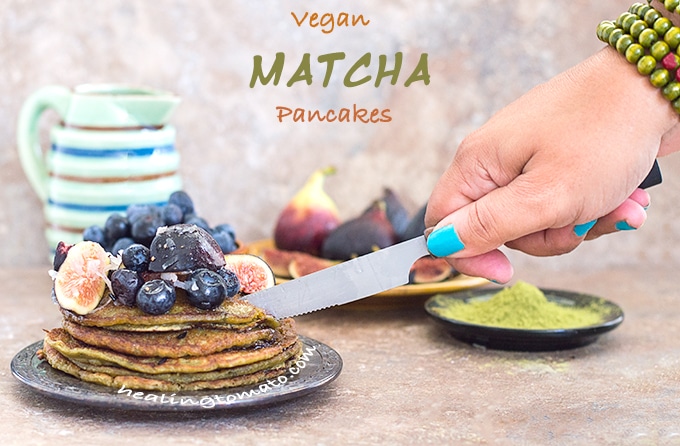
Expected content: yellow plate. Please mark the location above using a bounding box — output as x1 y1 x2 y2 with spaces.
239 239 489 299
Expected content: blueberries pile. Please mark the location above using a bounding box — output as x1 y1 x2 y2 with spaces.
79 190 241 315
83 190 238 255
109 242 240 314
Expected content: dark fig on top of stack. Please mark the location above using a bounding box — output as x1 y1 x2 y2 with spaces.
321 200 396 261
398 203 427 242
274 166 341 257
364 187 410 239
148 224 226 273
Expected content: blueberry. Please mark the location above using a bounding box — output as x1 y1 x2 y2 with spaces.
110 237 135 255
126 203 160 224
184 215 211 232
168 191 194 216
111 269 143 306
136 279 176 315
131 213 164 247
217 267 241 297
122 243 151 272
213 223 236 240
83 225 106 246
162 203 184 226
104 214 130 245
212 229 238 254
185 268 227 310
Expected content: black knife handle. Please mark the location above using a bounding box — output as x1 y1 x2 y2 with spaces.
639 160 662 189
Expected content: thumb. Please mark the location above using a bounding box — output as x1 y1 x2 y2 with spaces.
425 175 567 258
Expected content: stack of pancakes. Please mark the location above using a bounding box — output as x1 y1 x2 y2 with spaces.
39 293 301 391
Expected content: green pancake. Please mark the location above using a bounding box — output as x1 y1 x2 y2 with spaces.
43 319 298 375
61 293 276 332
40 341 302 392
62 319 277 358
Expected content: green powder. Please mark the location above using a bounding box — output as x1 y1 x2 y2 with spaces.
437 281 605 329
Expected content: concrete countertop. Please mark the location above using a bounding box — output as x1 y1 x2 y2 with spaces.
2 266 679 445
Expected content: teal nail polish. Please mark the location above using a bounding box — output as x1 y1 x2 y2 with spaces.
427 224 465 257
574 219 597 237
615 221 636 231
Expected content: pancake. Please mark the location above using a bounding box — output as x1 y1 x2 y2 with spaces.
42 233 303 392
61 293 274 332
44 319 297 375
65 342 302 383
40 342 302 391
62 319 277 358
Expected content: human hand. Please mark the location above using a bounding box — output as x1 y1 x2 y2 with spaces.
424 47 679 283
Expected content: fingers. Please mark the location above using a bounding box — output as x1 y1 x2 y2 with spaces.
428 188 649 283
426 171 566 259
586 192 648 240
441 249 514 284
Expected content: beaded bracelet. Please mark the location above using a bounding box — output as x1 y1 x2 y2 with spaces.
597 2 680 113
659 0 680 15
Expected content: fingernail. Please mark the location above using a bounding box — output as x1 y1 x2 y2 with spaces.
574 219 597 237
427 224 465 257
615 221 636 231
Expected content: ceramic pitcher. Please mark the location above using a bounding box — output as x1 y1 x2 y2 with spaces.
17 84 183 250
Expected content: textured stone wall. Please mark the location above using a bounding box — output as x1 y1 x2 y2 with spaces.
2 0 678 273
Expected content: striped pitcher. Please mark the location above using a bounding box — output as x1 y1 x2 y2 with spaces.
17 84 183 251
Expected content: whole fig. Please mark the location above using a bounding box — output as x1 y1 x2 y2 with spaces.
274 166 341 256
364 187 410 238
399 203 427 242
321 200 396 261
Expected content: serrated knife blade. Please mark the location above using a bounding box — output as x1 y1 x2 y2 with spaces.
245 235 430 318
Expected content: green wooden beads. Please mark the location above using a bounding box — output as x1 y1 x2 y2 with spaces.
598 2 680 113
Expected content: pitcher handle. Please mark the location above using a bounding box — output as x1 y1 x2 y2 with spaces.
16 86 72 202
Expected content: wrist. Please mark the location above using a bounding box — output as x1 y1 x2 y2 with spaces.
597 46 679 137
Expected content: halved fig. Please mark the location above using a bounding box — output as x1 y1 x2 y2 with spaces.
408 257 455 284
53 241 111 315
288 256 339 278
260 248 298 278
223 254 276 294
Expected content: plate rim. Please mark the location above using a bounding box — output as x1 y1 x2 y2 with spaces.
11 334 342 412
424 287 625 350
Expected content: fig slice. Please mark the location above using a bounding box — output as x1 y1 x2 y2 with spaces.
288 256 339 279
53 241 111 315
148 224 225 273
223 254 276 294
260 248 298 279
408 257 455 284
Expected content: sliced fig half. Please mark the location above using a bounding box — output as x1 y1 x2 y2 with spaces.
223 254 276 294
288 256 339 278
409 256 455 284
260 248 298 278
53 241 111 315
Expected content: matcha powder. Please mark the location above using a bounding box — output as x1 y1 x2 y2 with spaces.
438 281 606 329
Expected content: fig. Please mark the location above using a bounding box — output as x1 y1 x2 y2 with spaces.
274 166 341 256
288 256 339 278
223 254 276 294
261 248 298 278
148 224 225 273
398 203 427 242
365 188 410 238
321 200 396 261
52 241 72 271
53 241 111 315
408 256 456 284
